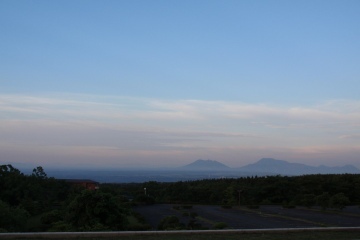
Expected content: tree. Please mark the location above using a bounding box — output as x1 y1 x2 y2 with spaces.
0 165 26 206
330 193 350 210
300 194 316 208
0 200 29 232
316 192 330 210
224 185 237 206
31 166 47 179
66 190 129 231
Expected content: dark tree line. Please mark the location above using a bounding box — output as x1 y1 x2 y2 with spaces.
116 174 360 209
2 164 359 232
0 165 144 232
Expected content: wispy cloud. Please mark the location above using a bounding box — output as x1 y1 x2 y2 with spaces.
1 93 360 168
339 134 360 140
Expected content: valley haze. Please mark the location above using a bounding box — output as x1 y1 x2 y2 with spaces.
11 158 360 183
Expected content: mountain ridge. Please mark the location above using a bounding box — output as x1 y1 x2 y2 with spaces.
182 158 360 175
181 159 230 171
238 158 360 175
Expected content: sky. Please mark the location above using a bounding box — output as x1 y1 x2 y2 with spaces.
1 0 360 169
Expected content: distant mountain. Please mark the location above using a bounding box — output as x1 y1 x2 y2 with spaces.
181 159 230 171
238 158 360 175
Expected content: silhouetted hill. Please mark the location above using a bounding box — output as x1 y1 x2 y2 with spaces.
238 158 360 175
181 159 230 171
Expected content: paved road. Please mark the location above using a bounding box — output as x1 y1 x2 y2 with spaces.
134 204 360 230
259 205 360 227
193 205 319 229
133 204 194 229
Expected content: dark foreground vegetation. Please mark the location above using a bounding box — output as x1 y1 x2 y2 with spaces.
1 164 360 232
0 165 149 232
116 173 360 208
1 230 360 240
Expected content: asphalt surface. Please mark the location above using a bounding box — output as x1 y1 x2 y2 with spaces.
133 204 193 229
259 205 360 227
133 204 360 230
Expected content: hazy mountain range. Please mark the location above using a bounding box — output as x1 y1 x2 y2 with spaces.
181 159 230 171
182 158 360 175
4 158 359 183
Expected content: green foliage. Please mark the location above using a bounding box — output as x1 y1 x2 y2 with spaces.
31 166 47 179
0 165 26 206
0 200 29 232
126 215 151 231
316 192 331 210
0 164 135 232
48 221 74 232
224 185 237 206
0 164 71 216
25 214 47 232
213 222 227 229
119 174 360 208
298 194 316 208
158 216 185 230
1 163 359 233
187 219 203 230
330 193 350 210
66 190 129 231
40 210 63 225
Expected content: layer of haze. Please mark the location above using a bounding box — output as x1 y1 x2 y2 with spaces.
1 1 360 169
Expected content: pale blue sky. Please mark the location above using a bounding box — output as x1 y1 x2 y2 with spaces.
1 1 360 168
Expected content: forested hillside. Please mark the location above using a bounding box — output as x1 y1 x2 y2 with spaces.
1 164 359 232
117 174 360 208
0 165 147 232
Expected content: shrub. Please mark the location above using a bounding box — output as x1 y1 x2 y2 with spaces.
300 194 316 208
316 192 330 210
132 211 147 224
213 222 227 229
48 221 73 232
0 200 29 232
158 216 185 230
66 190 129 231
40 210 62 225
330 193 350 210
187 219 202 230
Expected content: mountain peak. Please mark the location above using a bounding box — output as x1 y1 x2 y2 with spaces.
239 158 360 175
257 158 287 164
181 159 230 171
